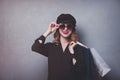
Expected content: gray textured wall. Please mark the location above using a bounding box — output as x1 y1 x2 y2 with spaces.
0 0 120 80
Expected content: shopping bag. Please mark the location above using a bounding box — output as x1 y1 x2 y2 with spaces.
90 48 111 77
77 42 111 77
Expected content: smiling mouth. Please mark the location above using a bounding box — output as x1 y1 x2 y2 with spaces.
63 31 69 34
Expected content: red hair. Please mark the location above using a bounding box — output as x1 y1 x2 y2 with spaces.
53 29 78 44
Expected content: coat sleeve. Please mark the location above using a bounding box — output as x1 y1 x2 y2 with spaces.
72 45 101 80
31 35 49 57
72 44 87 74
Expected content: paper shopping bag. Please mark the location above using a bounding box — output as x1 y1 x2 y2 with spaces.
90 48 111 77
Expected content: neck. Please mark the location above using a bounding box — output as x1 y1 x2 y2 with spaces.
60 36 70 52
60 36 69 44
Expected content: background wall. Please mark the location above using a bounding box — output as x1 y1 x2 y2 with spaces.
0 0 120 80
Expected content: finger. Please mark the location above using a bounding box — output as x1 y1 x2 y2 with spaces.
58 23 62 26
70 41 75 46
70 42 73 46
72 58 76 65
55 24 59 28
51 23 55 27
50 22 56 27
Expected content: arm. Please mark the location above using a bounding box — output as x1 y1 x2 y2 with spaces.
31 22 59 57
70 44 88 80
69 42 87 73
31 35 49 57
72 45 87 72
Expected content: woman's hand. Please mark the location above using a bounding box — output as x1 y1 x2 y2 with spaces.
48 22 59 33
43 22 59 37
69 41 77 54
69 41 78 65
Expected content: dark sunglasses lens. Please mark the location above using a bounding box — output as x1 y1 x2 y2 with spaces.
59 25 65 29
67 25 73 30
59 24 74 30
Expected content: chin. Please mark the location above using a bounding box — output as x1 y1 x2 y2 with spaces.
62 34 71 38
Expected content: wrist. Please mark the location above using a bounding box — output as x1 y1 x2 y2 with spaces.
43 30 51 38
69 48 74 54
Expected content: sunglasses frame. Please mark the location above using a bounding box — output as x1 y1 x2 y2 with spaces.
59 23 74 30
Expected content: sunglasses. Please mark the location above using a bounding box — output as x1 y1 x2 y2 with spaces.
59 23 74 30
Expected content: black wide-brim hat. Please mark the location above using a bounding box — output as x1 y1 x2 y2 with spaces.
56 14 76 27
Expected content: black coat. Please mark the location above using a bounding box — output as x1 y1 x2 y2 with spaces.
32 35 99 80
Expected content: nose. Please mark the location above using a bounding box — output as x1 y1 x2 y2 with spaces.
64 24 68 30
64 26 68 30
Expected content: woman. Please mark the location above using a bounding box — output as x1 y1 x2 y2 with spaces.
32 14 99 80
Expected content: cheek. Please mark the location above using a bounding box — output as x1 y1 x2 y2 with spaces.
58 29 62 34
69 31 72 34
67 30 72 35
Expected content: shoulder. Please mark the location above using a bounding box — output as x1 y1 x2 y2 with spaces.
76 41 88 49
74 41 89 51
